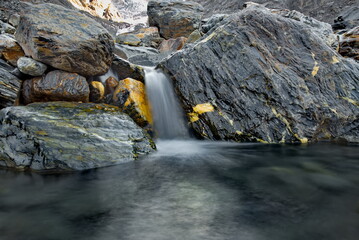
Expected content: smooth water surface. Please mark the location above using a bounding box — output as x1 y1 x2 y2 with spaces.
0 142 359 240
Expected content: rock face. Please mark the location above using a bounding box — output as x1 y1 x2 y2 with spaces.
22 70 90 105
161 5 359 144
148 0 204 39
0 67 21 109
15 3 114 76
0 34 25 66
17 57 47 76
339 27 359 61
0 102 155 171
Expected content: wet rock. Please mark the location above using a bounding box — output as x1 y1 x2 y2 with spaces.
339 27 359 61
111 56 145 82
89 81 105 103
0 66 21 109
0 102 155 171
112 78 152 128
161 5 359 143
158 37 187 53
186 30 202 44
0 34 25 66
114 44 162 66
15 3 114 77
201 14 228 33
116 27 162 48
17 57 47 76
148 0 204 39
22 70 89 105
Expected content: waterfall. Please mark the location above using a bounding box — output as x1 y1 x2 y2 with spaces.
144 67 189 139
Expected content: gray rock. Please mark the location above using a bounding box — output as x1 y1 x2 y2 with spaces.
186 30 202 44
8 14 20 28
114 44 162 66
15 3 114 77
116 34 142 46
17 57 47 76
0 21 16 34
0 33 24 66
148 0 204 39
0 66 21 109
112 56 145 82
0 102 155 171
201 14 228 33
161 5 359 143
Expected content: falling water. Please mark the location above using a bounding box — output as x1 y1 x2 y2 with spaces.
144 67 189 139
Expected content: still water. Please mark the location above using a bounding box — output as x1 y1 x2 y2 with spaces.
0 141 358 240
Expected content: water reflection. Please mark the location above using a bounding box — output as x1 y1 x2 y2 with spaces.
0 142 358 240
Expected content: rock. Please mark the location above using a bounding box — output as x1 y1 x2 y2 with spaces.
89 81 105 103
15 3 114 77
112 78 152 128
8 14 20 28
104 76 119 96
17 57 47 76
339 27 359 61
0 59 14 72
0 66 21 109
148 0 204 39
0 34 25 66
116 34 142 47
201 14 228 33
22 70 89 105
116 27 162 48
0 102 155 171
111 56 145 82
161 5 359 143
114 44 162 66
158 37 187 53
186 30 202 44
332 6 359 32
0 21 16 34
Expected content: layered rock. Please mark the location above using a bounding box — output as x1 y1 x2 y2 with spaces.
114 44 162 66
112 56 145 82
22 70 89 105
148 0 204 39
17 57 47 76
0 102 155 171
161 5 359 143
0 34 25 66
0 67 21 109
15 3 114 76
339 27 359 61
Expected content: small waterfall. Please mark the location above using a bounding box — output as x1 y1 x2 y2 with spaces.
144 68 189 139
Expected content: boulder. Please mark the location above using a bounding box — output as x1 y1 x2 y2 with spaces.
22 70 89 105
339 27 359 61
112 78 152 128
116 34 142 47
104 76 119 95
0 66 21 109
15 3 114 77
148 0 204 39
186 30 202 44
161 6 359 143
89 81 105 103
116 27 162 47
158 37 187 53
0 102 155 171
0 34 25 66
114 44 162 66
17 57 47 76
111 56 145 82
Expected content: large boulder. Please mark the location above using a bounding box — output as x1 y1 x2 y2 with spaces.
0 102 155 171
15 3 114 77
161 5 359 144
0 66 21 109
147 0 204 39
22 70 90 105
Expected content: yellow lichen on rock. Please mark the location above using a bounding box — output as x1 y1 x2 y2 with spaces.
193 103 214 114
331 56 340 64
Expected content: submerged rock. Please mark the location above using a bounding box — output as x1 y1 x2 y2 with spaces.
161 5 359 143
17 57 47 76
0 67 21 109
22 70 89 105
15 3 114 76
0 102 155 171
148 0 204 39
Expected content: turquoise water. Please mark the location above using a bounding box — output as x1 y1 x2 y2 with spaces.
0 141 358 240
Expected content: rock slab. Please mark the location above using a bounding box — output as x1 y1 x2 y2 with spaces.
0 102 155 171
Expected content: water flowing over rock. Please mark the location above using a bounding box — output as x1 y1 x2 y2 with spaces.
147 0 204 39
0 102 155 171
17 57 47 77
0 67 21 109
161 5 359 144
15 3 114 77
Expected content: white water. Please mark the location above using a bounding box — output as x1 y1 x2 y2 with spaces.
144 67 189 139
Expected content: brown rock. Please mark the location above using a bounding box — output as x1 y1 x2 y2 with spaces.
158 37 187 53
339 26 359 61
112 78 152 127
0 34 25 66
105 76 119 95
22 70 90 105
89 81 105 103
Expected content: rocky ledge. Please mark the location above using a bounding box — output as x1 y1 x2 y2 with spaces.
0 102 155 171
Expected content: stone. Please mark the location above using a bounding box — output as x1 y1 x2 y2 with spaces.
17 57 47 76
8 14 20 28
0 34 25 66
0 21 16 34
158 37 187 53
112 78 152 128
114 44 162 66
201 14 228 33
0 66 21 109
111 56 145 82
148 0 204 39
0 59 14 72
15 3 114 77
116 27 162 47
186 30 202 44
161 5 359 144
89 81 105 103
0 102 155 171
339 26 359 61
116 34 142 47
105 76 119 95
22 70 89 105
332 6 359 32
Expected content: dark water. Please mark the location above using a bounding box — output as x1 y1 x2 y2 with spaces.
0 141 358 240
